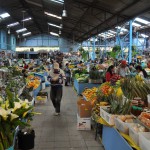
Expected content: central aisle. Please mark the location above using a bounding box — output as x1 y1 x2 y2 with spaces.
31 86 104 150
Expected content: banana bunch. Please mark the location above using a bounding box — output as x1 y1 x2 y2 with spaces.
92 102 109 116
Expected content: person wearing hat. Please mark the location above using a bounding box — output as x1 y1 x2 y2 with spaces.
117 60 130 77
48 62 66 116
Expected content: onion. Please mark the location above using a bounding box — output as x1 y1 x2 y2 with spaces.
125 119 134 123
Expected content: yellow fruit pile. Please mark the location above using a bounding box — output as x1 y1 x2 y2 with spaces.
27 79 40 89
92 102 109 116
82 87 98 106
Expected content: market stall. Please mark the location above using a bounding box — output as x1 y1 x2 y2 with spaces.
77 75 150 150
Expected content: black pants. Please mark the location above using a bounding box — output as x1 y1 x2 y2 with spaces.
65 76 70 85
50 86 63 113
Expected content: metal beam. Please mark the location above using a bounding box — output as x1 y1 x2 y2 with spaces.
76 0 141 41
19 0 43 33
69 0 97 36
73 0 128 19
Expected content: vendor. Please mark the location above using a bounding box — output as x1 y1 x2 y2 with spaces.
105 65 115 82
64 63 71 86
135 65 148 78
23 61 29 69
117 60 130 77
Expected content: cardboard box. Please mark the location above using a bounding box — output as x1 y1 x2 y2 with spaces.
77 99 92 118
77 114 91 130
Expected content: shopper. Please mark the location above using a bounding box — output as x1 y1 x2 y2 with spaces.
129 63 136 73
135 65 148 78
64 63 71 86
48 62 66 116
23 61 29 69
147 60 150 69
105 65 115 82
117 60 130 77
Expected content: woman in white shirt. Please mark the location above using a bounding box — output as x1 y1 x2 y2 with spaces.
135 65 148 79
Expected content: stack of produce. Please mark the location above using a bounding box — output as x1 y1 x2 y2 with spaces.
26 75 40 89
82 87 98 106
75 73 89 83
120 76 150 102
97 82 114 102
92 102 109 116
138 112 150 128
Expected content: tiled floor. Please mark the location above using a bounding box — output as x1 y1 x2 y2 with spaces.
31 86 104 150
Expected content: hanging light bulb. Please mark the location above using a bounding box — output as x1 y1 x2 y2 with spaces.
60 24 63 28
8 28 10 34
62 9 67 17
62 0 67 17
59 30 61 35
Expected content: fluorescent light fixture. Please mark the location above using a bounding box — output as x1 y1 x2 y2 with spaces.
107 32 114 36
22 32 31 36
0 12 10 18
48 23 62 28
7 22 19 27
132 22 141 27
44 11 62 19
115 26 128 32
50 0 64 4
59 30 61 34
22 17 32 22
109 30 116 34
50 32 59 36
141 34 149 38
135 17 150 25
16 28 27 33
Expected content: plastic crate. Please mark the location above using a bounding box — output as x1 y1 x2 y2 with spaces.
100 106 118 125
128 123 146 146
139 132 150 150
115 118 130 134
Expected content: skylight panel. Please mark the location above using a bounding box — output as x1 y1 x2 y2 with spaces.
50 32 59 36
0 12 10 18
44 11 62 19
16 28 27 33
50 0 64 4
22 17 32 22
22 32 31 36
109 30 116 34
135 17 150 25
141 34 149 38
48 23 62 28
7 22 19 27
115 26 128 32
132 22 141 27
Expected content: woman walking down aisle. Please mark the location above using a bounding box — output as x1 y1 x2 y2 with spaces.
30 86 104 150
48 62 66 116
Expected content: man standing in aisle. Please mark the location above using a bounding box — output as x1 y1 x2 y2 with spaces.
48 62 66 116
117 60 130 77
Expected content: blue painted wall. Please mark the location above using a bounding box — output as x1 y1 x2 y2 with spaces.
0 30 7 50
7 34 16 51
17 34 79 52
17 34 59 47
